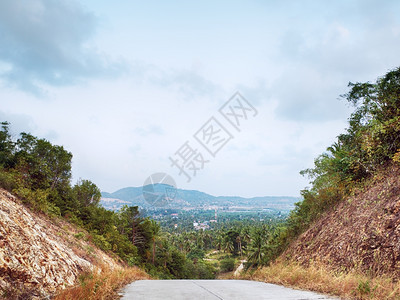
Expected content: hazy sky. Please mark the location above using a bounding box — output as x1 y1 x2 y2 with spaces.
1 0 400 197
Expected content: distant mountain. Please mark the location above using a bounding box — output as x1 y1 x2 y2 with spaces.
101 185 300 211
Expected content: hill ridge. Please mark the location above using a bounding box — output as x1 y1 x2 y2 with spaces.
101 186 300 211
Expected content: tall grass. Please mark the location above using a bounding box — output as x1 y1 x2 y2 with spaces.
54 265 150 300
243 260 400 299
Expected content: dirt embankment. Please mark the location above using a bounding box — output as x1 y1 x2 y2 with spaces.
0 188 120 298
286 163 400 277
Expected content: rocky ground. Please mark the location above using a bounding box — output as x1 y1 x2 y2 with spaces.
0 188 119 299
286 163 400 277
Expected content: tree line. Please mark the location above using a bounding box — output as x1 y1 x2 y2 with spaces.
255 67 400 264
2 67 399 276
0 124 215 279
173 66 400 270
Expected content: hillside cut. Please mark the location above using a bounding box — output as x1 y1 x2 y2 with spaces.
287 164 400 277
0 189 117 298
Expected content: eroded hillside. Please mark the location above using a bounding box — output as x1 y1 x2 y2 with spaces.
286 163 400 277
0 188 124 298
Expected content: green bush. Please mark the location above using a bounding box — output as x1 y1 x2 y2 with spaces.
126 255 140 267
219 258 235 272
356 279 377 297
0 168 17 191
74 232 85 240
46 201 61 217
195 261 217 279
13 187 49 213
187 248 205 260
64 211 84 227
92 234 111 252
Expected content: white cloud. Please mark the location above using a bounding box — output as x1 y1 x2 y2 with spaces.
0 0 125 94
1 0 400 197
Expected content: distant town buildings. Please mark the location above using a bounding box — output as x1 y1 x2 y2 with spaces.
193 221 210 230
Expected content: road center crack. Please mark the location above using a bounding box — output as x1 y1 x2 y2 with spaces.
191 281 224 299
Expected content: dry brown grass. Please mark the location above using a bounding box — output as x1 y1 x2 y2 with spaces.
285 164 400 279
54 265 150 300
242 260 400 299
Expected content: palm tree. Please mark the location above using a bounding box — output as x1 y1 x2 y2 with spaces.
149 220 161 265
203 231 212 250
242 227 251 245
196 233 205 249
247 227 269 267
223 237 234 254
247 234 264 266
177 235 185 252
215 235 223 251
236 235 243 258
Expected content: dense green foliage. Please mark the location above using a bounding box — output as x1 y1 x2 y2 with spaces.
164 219 286 268
259 67 400 263
2 67 399 277
0 124 215 279
151 67 400 271
165 67 400 270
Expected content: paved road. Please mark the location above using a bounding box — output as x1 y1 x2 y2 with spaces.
121 280 338 300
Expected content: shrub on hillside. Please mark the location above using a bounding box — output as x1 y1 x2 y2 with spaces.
219 258 235 272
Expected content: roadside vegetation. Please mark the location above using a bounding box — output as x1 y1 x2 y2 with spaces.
2 67 400 298
0 122 217 285
240 67 400 299
260 67 400 261
0 119 287 281
245 259 400 300
54 266 149 300
171 67 400 278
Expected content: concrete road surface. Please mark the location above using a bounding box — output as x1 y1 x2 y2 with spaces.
121 280 338 300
